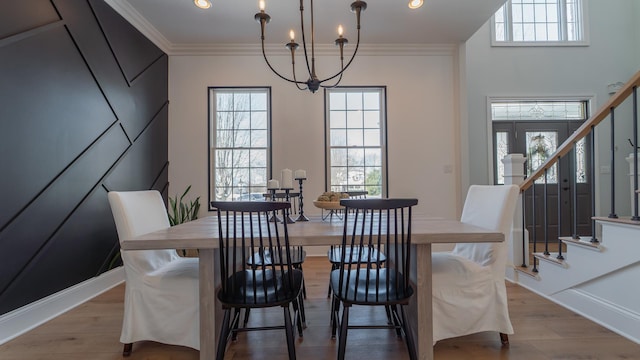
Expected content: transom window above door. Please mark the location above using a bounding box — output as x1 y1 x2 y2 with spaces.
491 99 589 185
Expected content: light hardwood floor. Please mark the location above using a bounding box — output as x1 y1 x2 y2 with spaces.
2 256 639 360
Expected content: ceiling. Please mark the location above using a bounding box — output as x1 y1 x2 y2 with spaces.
107 0 506 54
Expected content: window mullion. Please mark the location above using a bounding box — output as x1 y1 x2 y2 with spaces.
559 0 567 41
506 3 513 42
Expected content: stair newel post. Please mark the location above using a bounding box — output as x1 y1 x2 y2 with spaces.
626 151 640 221
502 154 527 274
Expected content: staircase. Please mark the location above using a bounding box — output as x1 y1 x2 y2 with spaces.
502 70 640 345
514 219 640 343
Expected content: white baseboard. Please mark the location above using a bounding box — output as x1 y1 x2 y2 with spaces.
0 267 125 345
515 281 640 345
553 288 640 344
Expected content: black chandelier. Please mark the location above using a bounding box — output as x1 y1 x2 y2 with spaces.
255 0 367 93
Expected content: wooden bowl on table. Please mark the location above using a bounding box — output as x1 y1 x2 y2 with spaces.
313 201 344 210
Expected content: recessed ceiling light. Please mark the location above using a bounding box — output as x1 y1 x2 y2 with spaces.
408 0 423 9
194 0 211 9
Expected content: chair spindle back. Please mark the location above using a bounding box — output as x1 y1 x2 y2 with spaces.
211 201 295 305
336 198 418 304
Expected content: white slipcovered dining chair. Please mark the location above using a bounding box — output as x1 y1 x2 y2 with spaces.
431 184 519 345
108 190 199 356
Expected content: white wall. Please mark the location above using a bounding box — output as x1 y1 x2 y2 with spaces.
463 0 639 216
168 48 462 219
636 1 640 67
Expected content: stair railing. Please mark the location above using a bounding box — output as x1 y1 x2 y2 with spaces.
518 70 640 271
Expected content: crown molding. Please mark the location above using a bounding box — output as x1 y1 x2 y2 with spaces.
104 0 172 54
105 0 457 57
169 43 457 57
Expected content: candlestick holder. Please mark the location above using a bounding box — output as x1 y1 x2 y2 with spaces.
295 177 309 221
268 188 282 223
282 188 296 224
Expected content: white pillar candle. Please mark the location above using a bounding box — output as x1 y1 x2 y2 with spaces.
294 169 306 179
281 168 293 189
267 179 279 189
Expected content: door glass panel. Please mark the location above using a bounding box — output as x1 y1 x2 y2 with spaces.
526 131 558 184
495 131 509 184
575 137 586 183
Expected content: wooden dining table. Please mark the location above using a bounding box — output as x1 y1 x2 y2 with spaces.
121 215 503 360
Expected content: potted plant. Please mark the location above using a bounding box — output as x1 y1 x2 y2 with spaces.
168 185 200 257
168 185 201 226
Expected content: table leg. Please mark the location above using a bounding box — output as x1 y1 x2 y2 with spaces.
409 243 433 360
199 249 217 360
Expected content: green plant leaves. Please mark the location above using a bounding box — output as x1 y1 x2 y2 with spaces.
168 185 201 226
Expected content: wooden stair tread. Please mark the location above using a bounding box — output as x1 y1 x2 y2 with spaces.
514 265 540 279
559 236 602 250
592 216 640 226
533 252 568 267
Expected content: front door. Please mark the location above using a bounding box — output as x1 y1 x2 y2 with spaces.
493 121 592 242
519 121 592 242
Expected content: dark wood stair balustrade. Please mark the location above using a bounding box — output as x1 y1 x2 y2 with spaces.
514 71 640 278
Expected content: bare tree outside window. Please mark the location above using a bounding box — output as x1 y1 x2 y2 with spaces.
209 88 270 208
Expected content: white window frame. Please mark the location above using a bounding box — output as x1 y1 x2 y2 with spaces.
325 87 388 198
491 0 589 47
208 87 271 209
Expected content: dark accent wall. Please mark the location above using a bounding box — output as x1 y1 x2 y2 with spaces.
0 0 169 315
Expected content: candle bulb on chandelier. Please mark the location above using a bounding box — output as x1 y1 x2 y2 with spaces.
338 25 343 37
290 30 295 41
259 0 265 11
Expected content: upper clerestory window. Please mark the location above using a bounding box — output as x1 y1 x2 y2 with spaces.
492 0 588 46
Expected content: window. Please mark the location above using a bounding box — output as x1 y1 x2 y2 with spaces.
208 87 270 208
325 88 387 197
492 0 586 45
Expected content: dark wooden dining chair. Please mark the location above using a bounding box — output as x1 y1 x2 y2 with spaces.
248 192 308 326
326 190 382 298
211 201 305 360
330 198 418 360
246 245 307 327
